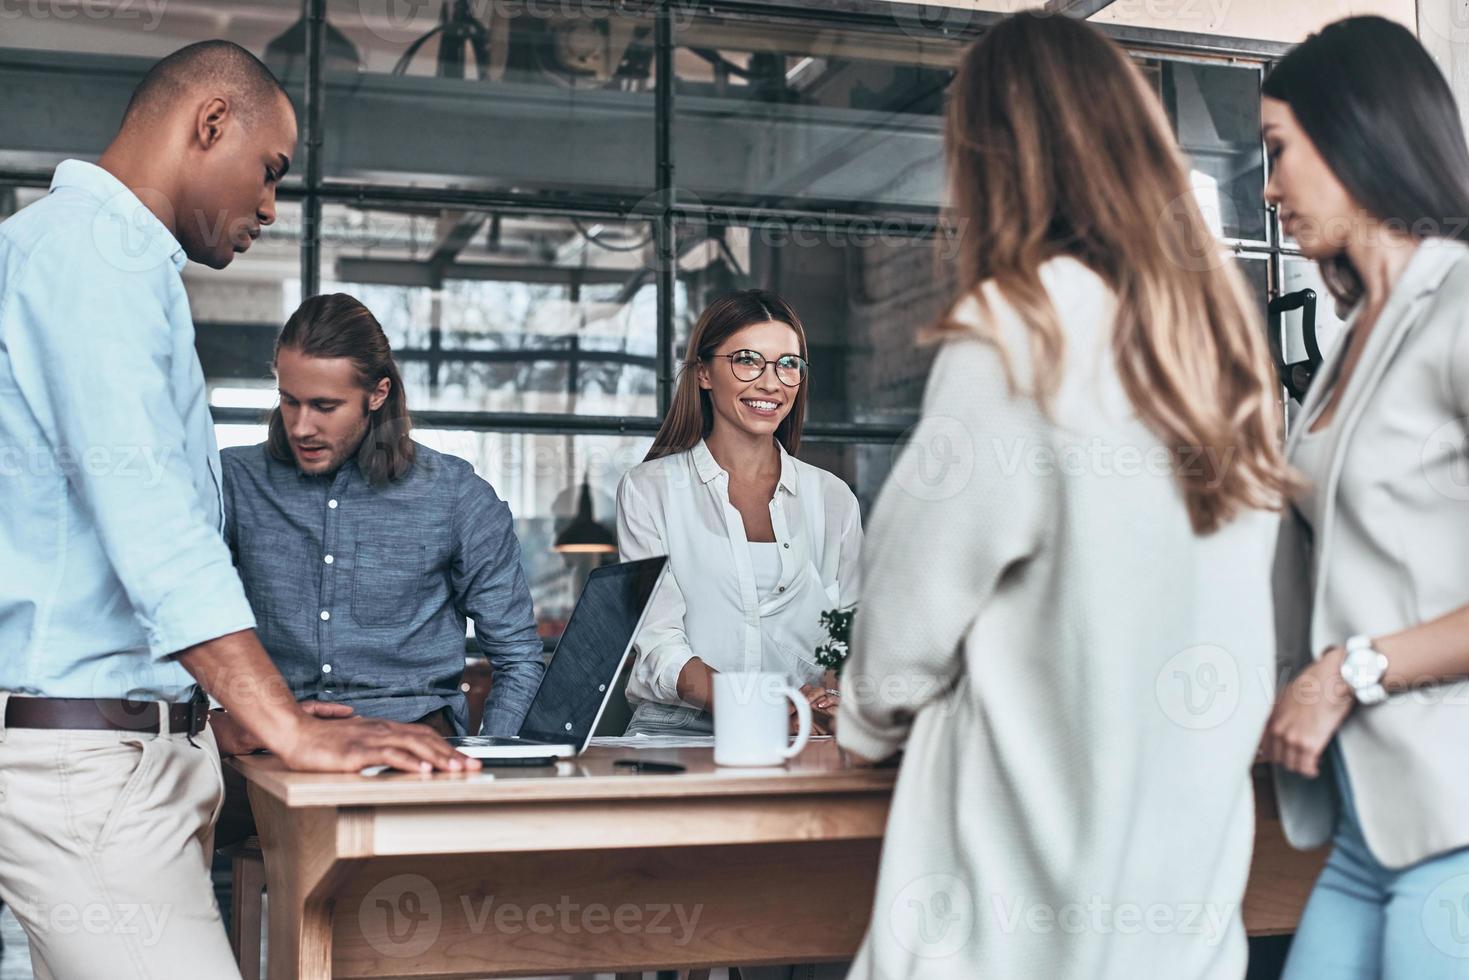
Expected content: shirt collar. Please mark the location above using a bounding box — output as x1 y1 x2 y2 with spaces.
51 159 188 274
691 438 799 497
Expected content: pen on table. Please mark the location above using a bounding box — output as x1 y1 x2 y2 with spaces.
613 759 687 774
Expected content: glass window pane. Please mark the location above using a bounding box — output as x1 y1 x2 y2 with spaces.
671 218 949 428
419 430 651 642
0 1 305 175
799 442 888 526
673 14 957 213
1140 58 1267 243
0 184 48 221
319 0 655 195
1236 252 1269 322
322 205 658 417
193 199 304 408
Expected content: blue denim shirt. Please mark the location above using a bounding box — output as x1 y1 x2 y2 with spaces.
0 161 256 701
221 442 544 735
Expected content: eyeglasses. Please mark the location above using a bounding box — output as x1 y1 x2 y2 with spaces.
710 349 809 388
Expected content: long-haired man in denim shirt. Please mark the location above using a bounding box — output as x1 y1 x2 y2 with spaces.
210 293 546 843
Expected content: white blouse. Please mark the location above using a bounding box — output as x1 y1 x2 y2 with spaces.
615 439 863 707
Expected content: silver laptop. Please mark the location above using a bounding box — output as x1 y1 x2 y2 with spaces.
447 555 666 761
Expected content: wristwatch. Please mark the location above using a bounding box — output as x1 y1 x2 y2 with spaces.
1339 635 1389 705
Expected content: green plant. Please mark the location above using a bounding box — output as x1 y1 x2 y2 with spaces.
814 605 856 675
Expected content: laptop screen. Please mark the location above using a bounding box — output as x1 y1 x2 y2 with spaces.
516 556 666 747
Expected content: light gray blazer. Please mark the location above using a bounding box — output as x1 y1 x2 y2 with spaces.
1273 237 1469 869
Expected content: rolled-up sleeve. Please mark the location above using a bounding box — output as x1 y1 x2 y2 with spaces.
616 472 695 705
4 233 255 660
451 469 545 736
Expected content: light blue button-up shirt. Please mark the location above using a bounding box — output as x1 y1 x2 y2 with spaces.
0 160 257 702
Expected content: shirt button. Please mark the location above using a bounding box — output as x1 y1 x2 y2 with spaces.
323 554 334 565
328 499 339 509
320 610 330 621
778 586 786 593
322 664 332 674
783 543 790 549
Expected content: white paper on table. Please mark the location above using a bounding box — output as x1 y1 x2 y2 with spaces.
589 734 834 749
589 734 717 749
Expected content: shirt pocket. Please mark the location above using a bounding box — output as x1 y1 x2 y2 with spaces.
352 539 427 627
238 527 309 623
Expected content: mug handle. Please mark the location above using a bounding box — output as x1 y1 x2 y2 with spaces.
781 685 813 760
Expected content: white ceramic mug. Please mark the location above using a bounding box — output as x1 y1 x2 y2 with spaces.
713 671 813 767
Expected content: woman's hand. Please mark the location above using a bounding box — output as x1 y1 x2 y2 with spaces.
794 683 839 735
1260 646 1355 778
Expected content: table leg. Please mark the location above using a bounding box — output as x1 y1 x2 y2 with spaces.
247 787 370 980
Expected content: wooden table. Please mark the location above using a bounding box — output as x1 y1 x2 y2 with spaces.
233 746 1325 979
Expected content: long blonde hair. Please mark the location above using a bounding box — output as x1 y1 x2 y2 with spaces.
942 12 1295 533
647 289 809 462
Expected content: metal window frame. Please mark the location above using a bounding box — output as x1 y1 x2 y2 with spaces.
0 0 1297 445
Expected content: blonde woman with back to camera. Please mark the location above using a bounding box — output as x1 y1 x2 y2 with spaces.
836 13 1296 979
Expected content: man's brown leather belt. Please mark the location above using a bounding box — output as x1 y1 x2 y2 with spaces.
4 696 208 736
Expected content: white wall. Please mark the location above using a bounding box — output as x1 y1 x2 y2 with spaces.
1418 0 1469 135
873 0 1417 42
1090 0 1417 42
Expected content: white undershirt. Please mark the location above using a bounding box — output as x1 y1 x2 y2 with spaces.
749 540 783 600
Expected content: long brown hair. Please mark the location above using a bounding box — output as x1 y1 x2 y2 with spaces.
267 293 415 485
941 12 1295 534
646 289 809 461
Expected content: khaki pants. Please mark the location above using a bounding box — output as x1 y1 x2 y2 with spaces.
0 692 241 980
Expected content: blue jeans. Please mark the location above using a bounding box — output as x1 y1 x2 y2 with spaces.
1282 742 1469 979
623 700 713 736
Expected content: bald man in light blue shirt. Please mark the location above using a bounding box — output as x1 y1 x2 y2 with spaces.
0 41 468 978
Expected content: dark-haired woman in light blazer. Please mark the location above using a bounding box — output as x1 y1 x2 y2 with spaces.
1259 16 1469 979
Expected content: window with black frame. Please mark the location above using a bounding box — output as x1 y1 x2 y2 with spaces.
0 1 1294 639
315 0 659 196
671 9 953 214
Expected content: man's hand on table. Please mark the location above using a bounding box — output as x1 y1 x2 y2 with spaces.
182 629 473 774
270 713 479 774
211 700 355 757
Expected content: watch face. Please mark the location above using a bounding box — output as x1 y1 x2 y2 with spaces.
1343 648 1387 688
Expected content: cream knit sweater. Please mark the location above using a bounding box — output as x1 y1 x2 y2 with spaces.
838 256 1278 980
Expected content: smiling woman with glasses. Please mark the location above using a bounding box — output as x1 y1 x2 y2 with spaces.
612 289 862 750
